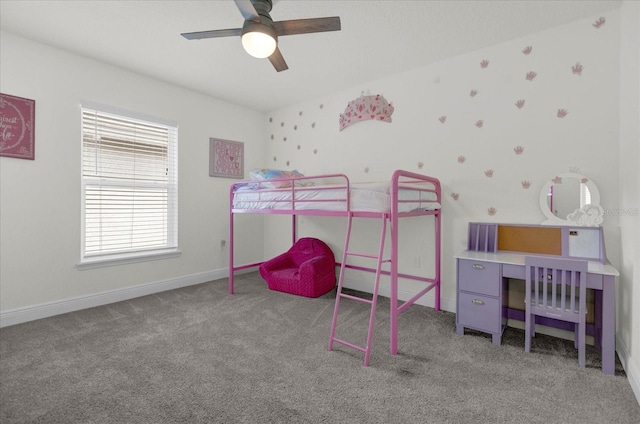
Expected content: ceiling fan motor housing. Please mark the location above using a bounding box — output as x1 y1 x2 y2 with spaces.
242 0 276 41
242 19 277 42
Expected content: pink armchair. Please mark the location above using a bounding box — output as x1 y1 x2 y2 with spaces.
259 238 336 298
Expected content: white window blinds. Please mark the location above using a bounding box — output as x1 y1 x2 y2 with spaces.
81 106 178 262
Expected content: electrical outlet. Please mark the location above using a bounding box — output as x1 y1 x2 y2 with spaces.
219 239 226 250
412 256 420 267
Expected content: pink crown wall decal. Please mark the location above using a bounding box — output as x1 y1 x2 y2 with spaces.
339 94 394 131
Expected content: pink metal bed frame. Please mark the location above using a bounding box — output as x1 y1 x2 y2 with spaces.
228 170 442 364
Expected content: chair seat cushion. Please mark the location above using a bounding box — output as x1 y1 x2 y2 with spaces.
265 267 335 298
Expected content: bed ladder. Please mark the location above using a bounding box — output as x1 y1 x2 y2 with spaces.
328 213 388 366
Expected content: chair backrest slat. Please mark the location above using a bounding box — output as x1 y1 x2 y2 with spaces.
525 256 588 318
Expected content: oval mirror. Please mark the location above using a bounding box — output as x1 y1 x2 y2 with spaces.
539 172 603 226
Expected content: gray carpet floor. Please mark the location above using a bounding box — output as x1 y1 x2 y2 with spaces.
1 272 638 423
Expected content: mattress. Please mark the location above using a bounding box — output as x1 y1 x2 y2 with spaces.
232 181 441 213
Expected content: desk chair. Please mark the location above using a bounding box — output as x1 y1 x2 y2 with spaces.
524 256 588 368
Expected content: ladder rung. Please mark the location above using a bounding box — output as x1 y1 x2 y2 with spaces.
345 251 385 260
339 293 373 304
331 337 367 353
346 252 376 258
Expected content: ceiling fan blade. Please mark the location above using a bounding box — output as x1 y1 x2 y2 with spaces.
273 17 341 36
234 0 260 21
268 47 288 72
181 28 242 40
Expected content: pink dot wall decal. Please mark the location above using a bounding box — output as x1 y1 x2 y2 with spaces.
572 63 583 75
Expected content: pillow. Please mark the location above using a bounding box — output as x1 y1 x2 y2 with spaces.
249 169 313 188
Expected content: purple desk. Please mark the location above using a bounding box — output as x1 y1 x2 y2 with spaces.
455 250 619 375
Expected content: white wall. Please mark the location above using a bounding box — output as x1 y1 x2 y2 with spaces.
618 0 640 402
264 11 622 307
262 6 639 400
0 32 266 323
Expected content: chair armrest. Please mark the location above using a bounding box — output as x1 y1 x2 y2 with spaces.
299 255 336 277
260 252 294 273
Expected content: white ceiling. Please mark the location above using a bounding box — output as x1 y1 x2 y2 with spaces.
0 0 623 112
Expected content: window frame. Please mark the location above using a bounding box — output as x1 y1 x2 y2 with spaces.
78 103 180 270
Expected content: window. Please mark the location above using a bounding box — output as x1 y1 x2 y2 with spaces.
79 105 178 268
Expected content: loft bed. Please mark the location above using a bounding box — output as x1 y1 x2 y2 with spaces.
228 169 442 364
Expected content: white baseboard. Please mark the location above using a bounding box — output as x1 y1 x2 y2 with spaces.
615 336 640 406
1 269 446 328
0 267 251 328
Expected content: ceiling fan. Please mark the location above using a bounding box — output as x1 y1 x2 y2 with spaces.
181 0 341 72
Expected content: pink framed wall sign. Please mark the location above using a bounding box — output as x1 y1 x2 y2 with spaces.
209 138 244 178
0 93 35 160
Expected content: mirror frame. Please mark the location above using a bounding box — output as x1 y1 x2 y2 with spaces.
539 172 601 226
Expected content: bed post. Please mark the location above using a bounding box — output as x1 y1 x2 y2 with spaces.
229 184 235 295
435 209 441 311
435 178 442 310
292 214 297 244
389 172 400 356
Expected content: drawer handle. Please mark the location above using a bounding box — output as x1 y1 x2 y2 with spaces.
471 299 485 305
472 264 485 270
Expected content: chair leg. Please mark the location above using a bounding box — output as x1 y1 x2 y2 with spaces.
574 323 578 350
531 316 536 338
577 321 586 368
525 310 531 353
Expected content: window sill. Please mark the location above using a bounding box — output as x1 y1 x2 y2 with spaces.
77 249 182 270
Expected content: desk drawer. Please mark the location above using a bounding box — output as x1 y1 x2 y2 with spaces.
457 259 500 296
457 292 501 333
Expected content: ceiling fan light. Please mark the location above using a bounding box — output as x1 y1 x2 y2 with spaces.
242 29 276 58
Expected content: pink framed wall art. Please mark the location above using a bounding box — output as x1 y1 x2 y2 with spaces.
0 93 35 160
209 138 244 178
